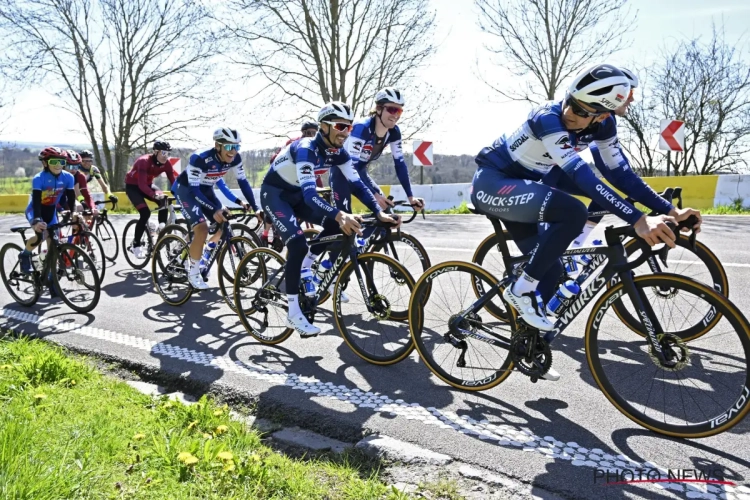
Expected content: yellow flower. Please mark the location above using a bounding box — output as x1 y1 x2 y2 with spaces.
213 409 224 416
215 425 228 435
223 462 236 472
33 394 47 400
0 364 12 370
71 380 76 386
217 451 234 461
187 420 199 430
203 433 212 440
133 433 146 441
177 452 198 465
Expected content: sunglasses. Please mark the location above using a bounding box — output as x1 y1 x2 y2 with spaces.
47 159 67 167
567 97 606 118
221 144 241 152
384 106 403 116
302 129 317 137
322 121 352 132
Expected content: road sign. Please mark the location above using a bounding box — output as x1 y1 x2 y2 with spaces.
412 141 434 166
168 157 181 173
659 120 685 151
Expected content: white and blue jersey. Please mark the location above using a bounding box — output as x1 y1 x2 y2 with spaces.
341 116 412 197
176 147 258 212
263 134 380 220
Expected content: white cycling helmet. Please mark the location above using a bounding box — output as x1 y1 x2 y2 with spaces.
567 64 631 112
318 101 354 122
212 126 241 144
375 87 405 106
619 67 639 89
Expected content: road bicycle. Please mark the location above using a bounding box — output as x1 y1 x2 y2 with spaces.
408 209 750 438
122 196 188 269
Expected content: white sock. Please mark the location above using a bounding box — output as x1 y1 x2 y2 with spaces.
287 294 302 317
512 272 539 296
188 257 200 275
301 251 318 270
572 221 597 248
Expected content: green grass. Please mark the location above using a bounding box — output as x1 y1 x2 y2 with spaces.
0 177 32 195
424 201 472 215
0 335 411 500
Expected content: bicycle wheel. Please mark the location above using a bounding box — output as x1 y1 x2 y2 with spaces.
151 234 193 306
217 236 257 311
471 231 524 322
334 253 416 365
52 243 101 313
95 218 119 262
122 219 151 269
234 248 293 344
586 273 750 438
409 261 514 391
610 236 729 340
74 231 106 282
158 223 188 240
381 231 431 282
0 242 41 306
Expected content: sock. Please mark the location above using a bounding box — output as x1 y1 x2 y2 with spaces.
301 250 318 270
572 221 597 248
512 272 539 296
287 294 301 317
188 257 200 275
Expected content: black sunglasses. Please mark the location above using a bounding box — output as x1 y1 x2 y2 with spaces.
567 97 606 118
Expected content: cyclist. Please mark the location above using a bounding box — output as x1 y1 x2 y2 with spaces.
262 101 399 337
472 64 699 380
332 87 425 216
173 127 261 290
78 149 116 204
63 150 95 214
19 147 78 274
124 140 177 260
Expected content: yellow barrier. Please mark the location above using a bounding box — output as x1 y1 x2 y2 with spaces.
351 185 392 213
0 191 161 213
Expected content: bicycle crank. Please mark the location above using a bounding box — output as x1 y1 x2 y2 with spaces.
510 330 553 383
648 333 690 371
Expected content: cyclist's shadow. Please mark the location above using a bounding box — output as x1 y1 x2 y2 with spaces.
101 269 154 299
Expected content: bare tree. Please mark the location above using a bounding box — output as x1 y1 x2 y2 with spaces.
620 26 750 176
225 0 439 137
0 0 224 189
476 0 636 103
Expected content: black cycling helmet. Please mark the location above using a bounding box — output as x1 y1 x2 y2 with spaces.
301 121 319 132
79 149 94 159
153 140 172 151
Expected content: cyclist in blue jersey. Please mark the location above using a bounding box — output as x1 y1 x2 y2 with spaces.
332 87 424 214
472 64 700 380
261 101 400 337
173 127 262 290
19 147 79 273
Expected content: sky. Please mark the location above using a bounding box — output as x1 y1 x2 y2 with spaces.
1 0 749 156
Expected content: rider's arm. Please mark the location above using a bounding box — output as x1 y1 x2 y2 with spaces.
295 148 341 219
134 157 157 199
185 154 219 212
346 133 382 194
389 131 414 198
76 172 94 209
233 160 260 211
165 164 176 187
31 175 43 220
338 158 381 215
542 133 642 225
92 167 111 195
64 172 77 213
591 142 674 215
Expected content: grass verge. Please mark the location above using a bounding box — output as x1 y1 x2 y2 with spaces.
0 334 412 499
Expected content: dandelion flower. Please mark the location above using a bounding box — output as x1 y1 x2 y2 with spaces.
133 433 146 441
187 420 198 430
217 451 234 461
215 425 228 435
33 394 47 400
223 462 236 472
177 452 198 465
203 433 212 439
213 409 223 416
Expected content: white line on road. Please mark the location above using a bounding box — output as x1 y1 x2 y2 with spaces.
1 307 746 499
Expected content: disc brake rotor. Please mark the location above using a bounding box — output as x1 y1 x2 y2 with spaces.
648 333 690 371
368 293 391 320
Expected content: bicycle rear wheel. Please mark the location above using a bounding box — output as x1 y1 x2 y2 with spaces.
53 243 101 313
471 231 524 322
409 261 514 391
334 253 415 365
95 218 119 262
0 242 41 306
217 236 257 311
586 273 750 438
151 234 192 306
74 231 106 282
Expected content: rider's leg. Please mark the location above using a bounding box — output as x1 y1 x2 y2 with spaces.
125 185 151 248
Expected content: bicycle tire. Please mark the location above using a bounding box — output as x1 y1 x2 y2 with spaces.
75 230 106 282
158 223 188 241
230 223 261 246
610 235 728 340
234 248 294 344
586 273 750 438
409 260 514 391
53 243 101 313
217 236 256 311
151 234 193 306
0 242 41 306
96 218 119 262
122 219 151 269
334 253 416 365
470 231 523 322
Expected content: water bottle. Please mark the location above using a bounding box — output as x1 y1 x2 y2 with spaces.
199 242 217 268
300 267 316 297
32 255 43 272
546 279 581 316
148 221 157 239
563 257 578 274
267 228 274 244
313 259 333 286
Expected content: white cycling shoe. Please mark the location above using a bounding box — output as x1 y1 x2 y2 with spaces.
542 368 561 382
187 270 210 290
502 286 555 332
287 314 321 338
333 286 349 304
130 245 146 260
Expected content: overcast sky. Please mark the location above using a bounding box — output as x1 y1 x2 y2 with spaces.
1 0 748 156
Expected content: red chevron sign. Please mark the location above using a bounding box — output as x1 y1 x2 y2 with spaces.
659 120 685 152
413 141 433 166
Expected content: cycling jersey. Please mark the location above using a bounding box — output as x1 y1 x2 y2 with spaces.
344 116 412 197
271 136 326 188
72 170 93 209
475 100 641 225
263 135 380 221
79 164 103 184
25 170 76 224
176 147 258 212
125 154 177 199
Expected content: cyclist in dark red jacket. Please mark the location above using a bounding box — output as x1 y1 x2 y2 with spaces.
124 140 176 258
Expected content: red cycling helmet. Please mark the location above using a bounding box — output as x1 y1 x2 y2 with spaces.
38 146 68 161
66 150 82 166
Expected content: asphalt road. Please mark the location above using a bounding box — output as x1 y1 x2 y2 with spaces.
1 213 749 500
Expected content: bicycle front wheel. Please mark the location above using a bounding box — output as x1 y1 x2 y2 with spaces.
151 234 192 306
122 219 151 269
53 243 101 313
217 236 257 311
75 231 106 282
334 253 415 365
0 242 41 306
586 273 750 438
96 218 119 262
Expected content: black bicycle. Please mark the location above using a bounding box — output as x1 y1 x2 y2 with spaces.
151 213 256 308
87 197 119 262
0 217 101 313
409 210 750 438
122 196 188 269
233 216 416 365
